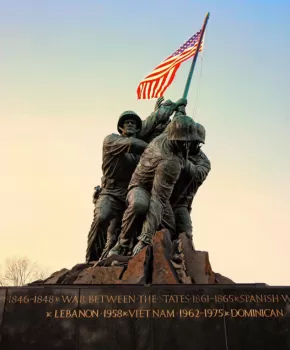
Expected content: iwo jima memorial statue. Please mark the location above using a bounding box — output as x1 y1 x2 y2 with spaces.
1 12 290 350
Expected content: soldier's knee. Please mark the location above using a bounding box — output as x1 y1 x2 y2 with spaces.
131 199 148 215
95 211 109 225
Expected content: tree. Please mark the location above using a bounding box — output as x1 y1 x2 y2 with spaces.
0 257 50 286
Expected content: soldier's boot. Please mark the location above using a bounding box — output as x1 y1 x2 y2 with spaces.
107 242 129 257
99 245 111 261
132 241 148 256
132 233 152 256
99 226 119 260
99 238 117 260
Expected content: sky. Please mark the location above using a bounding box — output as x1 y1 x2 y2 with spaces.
0 0 290 286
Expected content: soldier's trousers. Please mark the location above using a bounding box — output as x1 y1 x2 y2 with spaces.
118 186 176 248
173 206 192 237
86 194 125 262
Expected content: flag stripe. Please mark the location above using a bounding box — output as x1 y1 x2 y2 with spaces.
137 30 204 99
144 42 203 79
142 44 203 82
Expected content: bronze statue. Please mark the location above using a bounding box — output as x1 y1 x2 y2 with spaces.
170 123 211 240
85 99 181 262
108 110 204 257
90 185 122 260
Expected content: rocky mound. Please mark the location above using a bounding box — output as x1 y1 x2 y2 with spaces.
30 231 234 285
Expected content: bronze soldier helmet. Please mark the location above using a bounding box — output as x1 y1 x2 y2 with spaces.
117 111 142 134
167 115 203 142
196 123 206 144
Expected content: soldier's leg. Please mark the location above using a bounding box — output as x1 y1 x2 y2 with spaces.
133 162 180 255
99 215 122 260
173 206 192 238
86 195 122 262
160 202 177 240
108 187 150 256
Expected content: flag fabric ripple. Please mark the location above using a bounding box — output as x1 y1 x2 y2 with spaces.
137 30 203 100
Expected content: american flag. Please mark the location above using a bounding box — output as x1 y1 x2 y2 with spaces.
137 30 204 100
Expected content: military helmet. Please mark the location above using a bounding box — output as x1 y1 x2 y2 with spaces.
117 110 142 134
167 115 202 142
196 123 206 144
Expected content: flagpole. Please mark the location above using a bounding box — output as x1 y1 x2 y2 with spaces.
182 12 210 99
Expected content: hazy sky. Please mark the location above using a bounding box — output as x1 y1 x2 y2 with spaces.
1 0 289 285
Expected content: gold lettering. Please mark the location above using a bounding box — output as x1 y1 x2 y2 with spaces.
88 295 102 303
230 309 284 318
281 295 290 303
56 309 63 318
140 310 148 318
271 295 280 303
253 309 264 317
217 294 281 304
255 295 263 303
152 309 175 318
79 296 86 304
127 309 150 318
239 295 245 303
264 309 284 317
142 309 150 318
103 295 136 303
53 309 99 318
128 309 136 317
61 295 78 303
180 295 190 303
70 310 78 318
276 309 284 317
163 295 169 303
139 294 154 303
124 295 135 303
161 295 191 304
264 309 271 317
106 295 117 303
89 296 95 303
214 295 223 303
86 309 99 318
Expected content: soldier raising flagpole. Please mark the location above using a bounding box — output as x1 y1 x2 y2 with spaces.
89 13 212 260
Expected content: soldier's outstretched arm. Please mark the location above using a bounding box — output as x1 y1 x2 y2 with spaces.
103 134 148 156
138 99 178 140
186 151 211 185
128 137 149 154
139 98 188 141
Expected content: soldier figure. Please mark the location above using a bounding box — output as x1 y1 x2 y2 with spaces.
86 99 180 262
170 123 211 240
90 185 121 259
108 113 204 257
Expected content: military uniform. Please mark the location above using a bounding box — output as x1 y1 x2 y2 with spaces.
86 135 147 262
144 119 171 143
170 149 211 237
109 115 201 256
86 101 178 262
117 133 183 250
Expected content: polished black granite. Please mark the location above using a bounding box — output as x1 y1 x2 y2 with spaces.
0 288 6 344
0 284 289 350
